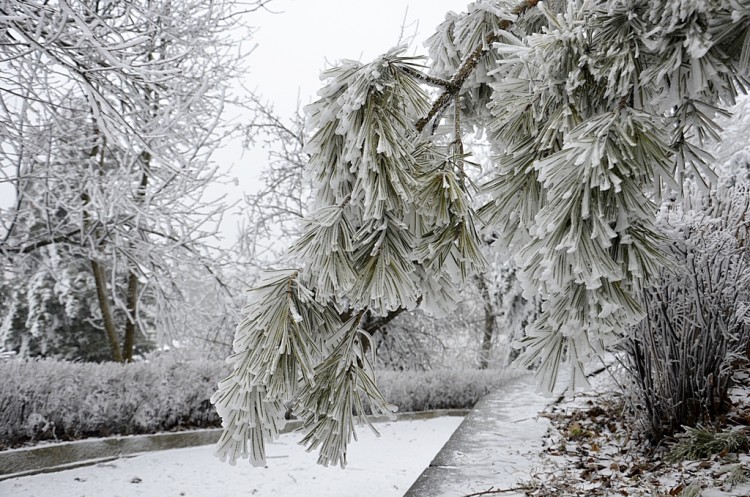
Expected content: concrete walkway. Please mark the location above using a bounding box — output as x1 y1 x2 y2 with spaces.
403 374 561 497
0 409 468 480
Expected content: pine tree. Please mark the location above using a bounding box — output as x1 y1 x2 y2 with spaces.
213 0 750 467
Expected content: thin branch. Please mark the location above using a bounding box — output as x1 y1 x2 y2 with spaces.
415 0 540 133
1 229 82 256
134 227 236 299
399 64 456 89
363 296 423 335
461 486 531 497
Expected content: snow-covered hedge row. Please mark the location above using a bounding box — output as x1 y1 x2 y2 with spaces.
376 367 518 413
0 355 227 449
0 357 513 449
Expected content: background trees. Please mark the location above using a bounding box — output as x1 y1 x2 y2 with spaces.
213 0 750 468
0 0 269 361
236 99 310 268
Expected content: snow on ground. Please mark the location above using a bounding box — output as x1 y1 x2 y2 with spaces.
524 367 750 497
0 416 463 497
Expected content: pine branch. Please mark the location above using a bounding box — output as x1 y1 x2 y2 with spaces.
416 0 540 133
398 64 456 90
363 296 423 335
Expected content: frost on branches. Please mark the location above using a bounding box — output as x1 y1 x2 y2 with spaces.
213 0 750 467
1 0 263 361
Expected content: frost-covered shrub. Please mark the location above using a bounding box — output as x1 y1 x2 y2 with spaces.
0 356 512 449
375 367 519 413
623 184 750 442
0 354 229 449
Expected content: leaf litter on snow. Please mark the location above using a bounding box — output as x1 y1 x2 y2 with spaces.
523 362 750 497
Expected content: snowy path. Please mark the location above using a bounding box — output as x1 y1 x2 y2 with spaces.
404 374 558 497
0 416 463 497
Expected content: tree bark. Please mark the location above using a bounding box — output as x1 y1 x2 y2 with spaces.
475 274 496 369
84 118 125 363
91 259 123 363
122 167 149 362
123 270 138 362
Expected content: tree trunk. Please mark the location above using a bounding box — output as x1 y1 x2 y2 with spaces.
91 259 124 363
123 271 138 362
85 122 124 363
122 168 149 362
475 274 496 369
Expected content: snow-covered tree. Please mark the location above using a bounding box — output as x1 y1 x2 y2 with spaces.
0 0 269 360
237 99 311 267
213 0 750 467
0 246 155 361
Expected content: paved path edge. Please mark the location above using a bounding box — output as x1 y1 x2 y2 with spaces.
402 364 611 497
0 409 468 481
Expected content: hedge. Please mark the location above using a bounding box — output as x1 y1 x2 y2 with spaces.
0 356 519 449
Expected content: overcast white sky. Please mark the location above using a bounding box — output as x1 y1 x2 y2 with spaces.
247 0 468 117
216 0 470 242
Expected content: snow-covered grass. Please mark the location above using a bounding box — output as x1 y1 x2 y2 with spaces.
0 416 463 497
